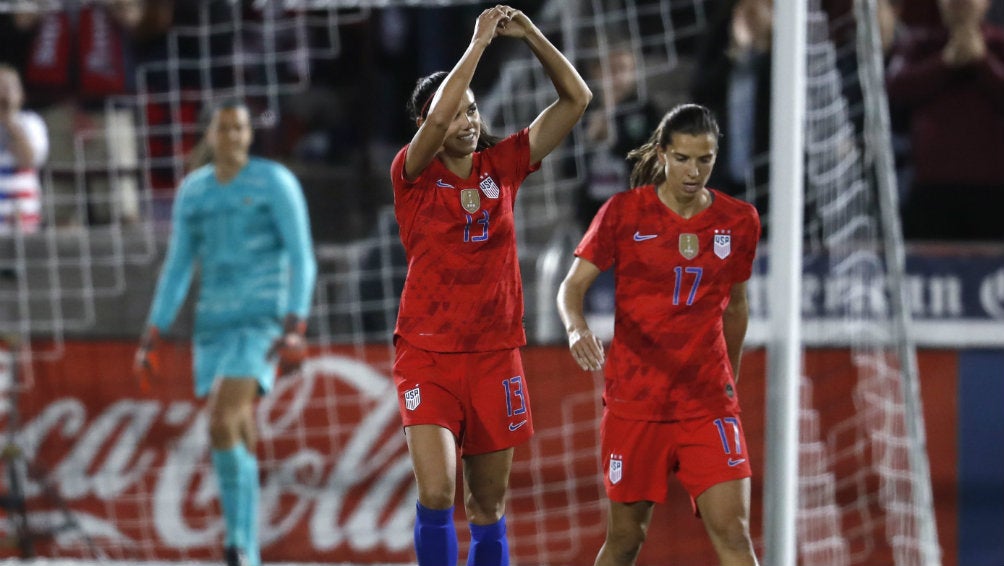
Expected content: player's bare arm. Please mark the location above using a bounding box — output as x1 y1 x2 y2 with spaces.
501 7 592 165
722 281 750 383
0 69 37 169
404 7 508 179
557 257 606 371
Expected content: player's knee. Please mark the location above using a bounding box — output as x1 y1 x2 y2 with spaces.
604 538 645 565
463 483 510 525
706 517 753 555
416 482 455 511
208 411 242 447
607 518 648 558
463 492 506 525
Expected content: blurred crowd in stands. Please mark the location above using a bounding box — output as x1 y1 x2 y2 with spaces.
0 0 1002 243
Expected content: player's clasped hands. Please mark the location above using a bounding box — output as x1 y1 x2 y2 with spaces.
473 5 533 45
472 6 508 45
494 6 533 40
568 328 605 372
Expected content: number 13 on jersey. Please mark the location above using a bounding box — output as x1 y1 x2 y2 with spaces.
464 210 490 242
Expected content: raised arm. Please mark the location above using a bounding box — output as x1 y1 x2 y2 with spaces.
497 8 592 165
403 7 509 179
557 257 605 372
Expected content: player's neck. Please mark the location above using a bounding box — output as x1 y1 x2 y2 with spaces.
214 155 249 184
438 151 474 179
657 184 711 219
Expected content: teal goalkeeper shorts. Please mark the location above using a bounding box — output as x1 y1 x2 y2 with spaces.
192 323 281 398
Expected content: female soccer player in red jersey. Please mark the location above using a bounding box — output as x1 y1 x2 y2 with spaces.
557 104 761 566
389 5 590 566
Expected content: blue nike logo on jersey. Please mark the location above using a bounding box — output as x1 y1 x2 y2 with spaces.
633 231 658 241
728 458 747 467
508 420 528 432
436 179 455 188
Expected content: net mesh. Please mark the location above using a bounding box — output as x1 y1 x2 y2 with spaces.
0 2 346 395
793 1 940 564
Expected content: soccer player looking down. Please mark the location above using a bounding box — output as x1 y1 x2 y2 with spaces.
557 104 760 566
390 5 590 566
134 99 316 566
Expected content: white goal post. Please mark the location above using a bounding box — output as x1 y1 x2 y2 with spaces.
766 0 941 565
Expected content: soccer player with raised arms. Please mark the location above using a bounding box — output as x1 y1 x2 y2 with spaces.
390 5 590 566
134 99 316 566
557 104 760 566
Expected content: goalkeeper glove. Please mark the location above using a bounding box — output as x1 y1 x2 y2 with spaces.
134 326 161 392
269 314 308 377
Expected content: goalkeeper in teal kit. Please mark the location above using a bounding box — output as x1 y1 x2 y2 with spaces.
134 100 316 566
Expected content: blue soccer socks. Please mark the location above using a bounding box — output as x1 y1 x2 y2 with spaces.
212 445 260 566
212 447 245 549
237 445 260 566
467 516 509 566
415 502 458 566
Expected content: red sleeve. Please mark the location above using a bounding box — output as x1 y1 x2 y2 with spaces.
486 129 540 205
390 144 418 189
390 144 424 246
575 196 617 272
509 127 541 178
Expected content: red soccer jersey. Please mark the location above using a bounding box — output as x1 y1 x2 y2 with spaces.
391 129 539 352
576 186 761 421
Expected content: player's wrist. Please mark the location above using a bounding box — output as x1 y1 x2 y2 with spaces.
523 21 542 39
275 315 308 377
520 24 545 46
282 314 306 336
469 33 493 50
566 326 592 341
140 326 161 350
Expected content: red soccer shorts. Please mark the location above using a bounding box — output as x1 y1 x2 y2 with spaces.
393 337 534 455
600 409 752 511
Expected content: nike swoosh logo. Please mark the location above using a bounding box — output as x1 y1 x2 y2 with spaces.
435 179 454 188
728 458 747 467
633 231 658 241
508 420 528 432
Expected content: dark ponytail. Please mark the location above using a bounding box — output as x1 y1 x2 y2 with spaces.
627 103 720 187
406 71 502 150
407 71 448 123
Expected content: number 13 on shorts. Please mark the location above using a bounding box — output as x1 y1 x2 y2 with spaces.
502 375 527 417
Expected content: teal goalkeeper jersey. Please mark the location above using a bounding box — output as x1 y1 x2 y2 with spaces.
147 157 317 333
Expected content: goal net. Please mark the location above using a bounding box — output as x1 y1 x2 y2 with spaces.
0 0 941 565
782 1 941 564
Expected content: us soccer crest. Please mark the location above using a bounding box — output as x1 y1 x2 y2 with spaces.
609 454 623 485
460 189 480 214
679 233 699 260
404 386 421 411
479 173 500 198
714 230 732 259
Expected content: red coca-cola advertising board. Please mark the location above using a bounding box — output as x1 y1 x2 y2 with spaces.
0 343 961 565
